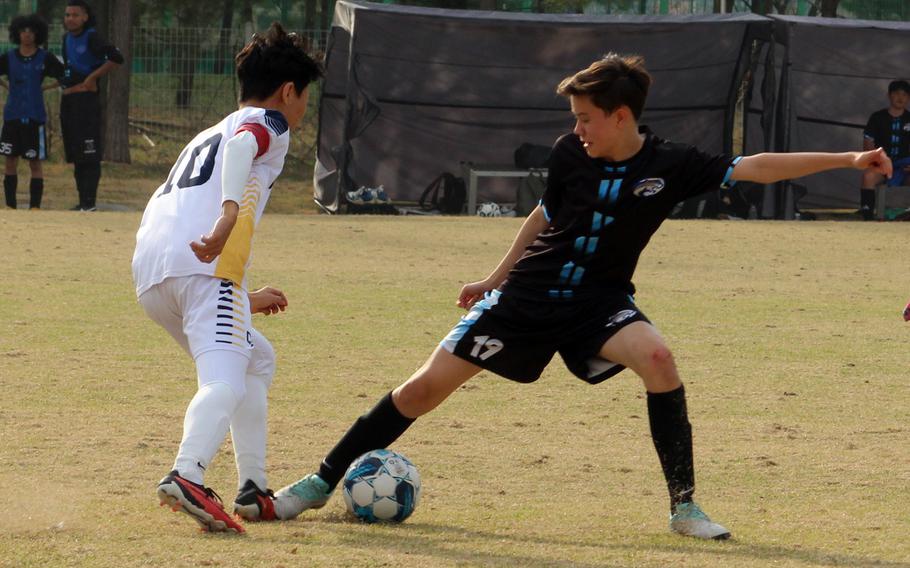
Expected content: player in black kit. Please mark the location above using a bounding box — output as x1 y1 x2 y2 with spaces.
275 55 893 539
859 79 910 220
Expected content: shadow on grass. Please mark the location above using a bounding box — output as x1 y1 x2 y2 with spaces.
266 512 908 568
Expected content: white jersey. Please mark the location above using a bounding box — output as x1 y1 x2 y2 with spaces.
132 106 290 296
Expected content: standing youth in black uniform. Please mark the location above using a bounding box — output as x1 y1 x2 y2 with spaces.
59 0 123 211
274 55 893 539
860 79 910 220
0 14 64 209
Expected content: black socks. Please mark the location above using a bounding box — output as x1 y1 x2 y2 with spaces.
74 161 101 209
860 188 875 220
318 392 416 490
29 178 43 209
4 174 16 208
647 385 695 511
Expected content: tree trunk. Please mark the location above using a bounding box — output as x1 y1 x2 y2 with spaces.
305 0 317 30
320 0 331 32
36 0 58 41
174 48 195 109
241 0 254 38
749 0 770 14
93 0 110 37
103 0 131 163
820 0 839 17
214 0 234 75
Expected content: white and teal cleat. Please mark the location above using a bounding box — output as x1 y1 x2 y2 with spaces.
669 502 731 540
273 474 333 520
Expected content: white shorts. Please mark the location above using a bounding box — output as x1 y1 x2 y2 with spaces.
138 275 255 361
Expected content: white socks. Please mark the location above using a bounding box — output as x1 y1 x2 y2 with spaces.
173 381 240 484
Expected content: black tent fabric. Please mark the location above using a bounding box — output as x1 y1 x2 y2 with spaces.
314 1 774 213
772 15 910 211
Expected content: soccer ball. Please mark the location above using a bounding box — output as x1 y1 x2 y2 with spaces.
342 449 421 523
476 202 502 217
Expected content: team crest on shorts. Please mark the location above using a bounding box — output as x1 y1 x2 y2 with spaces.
632 178 665 197
606 309 638 327
24 150 36 159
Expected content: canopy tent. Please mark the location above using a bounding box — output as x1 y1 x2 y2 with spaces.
772 15 910 211
313 1 775 213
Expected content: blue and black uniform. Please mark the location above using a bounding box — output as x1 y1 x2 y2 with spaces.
0 47 64 208
60 26 123 209
311 128 742 510
864 108 910 162
442 128 739 384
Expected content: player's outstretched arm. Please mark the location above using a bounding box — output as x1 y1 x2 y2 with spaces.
249 286 288 315
458 205 550 309
730 148 892 184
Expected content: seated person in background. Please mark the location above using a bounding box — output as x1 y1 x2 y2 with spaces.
860 79 910 220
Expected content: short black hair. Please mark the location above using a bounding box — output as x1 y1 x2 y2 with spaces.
888 80 910 95
9 14 49 46
556 53 652 120
235 22 324 103
66 0 97 28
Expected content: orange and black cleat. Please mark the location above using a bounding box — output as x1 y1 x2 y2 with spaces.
157 470 245 533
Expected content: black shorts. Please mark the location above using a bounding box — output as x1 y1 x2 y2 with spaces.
440 289 650 384
0 119 48 160
60 91 101 163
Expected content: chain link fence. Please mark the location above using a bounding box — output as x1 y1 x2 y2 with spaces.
0 26 328 156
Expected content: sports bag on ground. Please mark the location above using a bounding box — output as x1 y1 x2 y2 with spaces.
419 173 466 214
513 143 551 169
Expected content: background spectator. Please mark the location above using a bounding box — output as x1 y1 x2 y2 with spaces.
0 14 64 209
59 0 122 211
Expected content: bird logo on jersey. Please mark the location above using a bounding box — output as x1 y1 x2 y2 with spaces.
605 309 638 327
632 178 665 197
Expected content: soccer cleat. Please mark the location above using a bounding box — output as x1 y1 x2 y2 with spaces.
345 186 375 205
156 470 245 533
374 185 391 204
669 501 731 540
233 479 288 521
902 300 910 322
272 473 332 520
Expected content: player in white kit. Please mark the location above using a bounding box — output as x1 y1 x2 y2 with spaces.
131 23 322 533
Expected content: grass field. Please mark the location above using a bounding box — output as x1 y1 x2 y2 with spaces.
1 211 908 568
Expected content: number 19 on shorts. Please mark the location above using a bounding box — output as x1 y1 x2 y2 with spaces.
470 335 503 361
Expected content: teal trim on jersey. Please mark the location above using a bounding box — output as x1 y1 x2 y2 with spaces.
559 262 575 283
608 178 622 204
598 178 623 202
540 201 550 222
586 237 599 255
440 289 501 352
548 289 574 299
570 265 585 285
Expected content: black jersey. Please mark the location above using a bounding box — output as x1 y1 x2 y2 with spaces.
863 109 910 160
503 129 738 301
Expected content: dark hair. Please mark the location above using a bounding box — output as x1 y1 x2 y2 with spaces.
66 0 97 28
556 53 652 120
235 22 324 102
888 79 910 95
8 14 49 45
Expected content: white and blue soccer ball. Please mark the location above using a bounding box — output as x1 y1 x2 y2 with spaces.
476 202 502 217
342 449 421 523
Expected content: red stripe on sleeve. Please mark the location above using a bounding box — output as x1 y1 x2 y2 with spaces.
235 123 270 158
